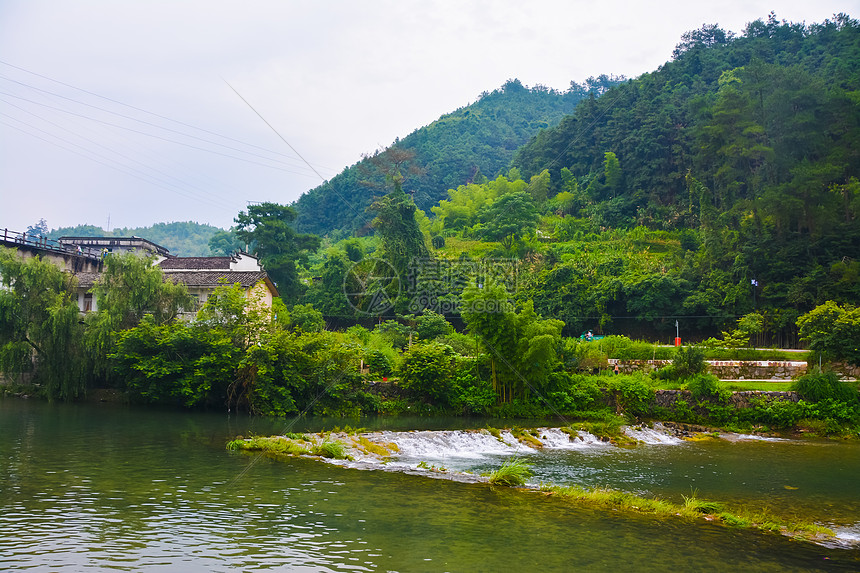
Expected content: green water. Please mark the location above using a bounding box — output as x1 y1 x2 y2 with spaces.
1 399 858 572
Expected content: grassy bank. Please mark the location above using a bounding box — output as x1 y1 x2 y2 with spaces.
535 483 834 543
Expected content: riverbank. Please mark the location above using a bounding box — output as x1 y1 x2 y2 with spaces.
226 425 849 548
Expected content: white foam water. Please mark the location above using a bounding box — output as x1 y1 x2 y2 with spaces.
381 430 524 459
535 428 610 449
624 424 685 445
732 434 786 442
831 523 860 548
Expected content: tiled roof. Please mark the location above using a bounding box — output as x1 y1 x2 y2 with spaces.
159 257 232 270
71 270 272 290
161 270 270 288
71 272 101 288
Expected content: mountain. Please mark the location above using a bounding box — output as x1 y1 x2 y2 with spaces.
512 14 860 230
292 76 622 236
491 13 860 339
46 221 224 256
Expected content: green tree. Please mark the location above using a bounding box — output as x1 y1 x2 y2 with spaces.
235 202 321 301
527 169 551 204
208 228 244 256
25 218 49 238
398 341 455 405
797 301 860 366
0 247 86 400
86 253 193 383
369 174 430 312
461 281 563 402
415 309 453 340
302 251 356 318
478 191 539 243
111 320 239 408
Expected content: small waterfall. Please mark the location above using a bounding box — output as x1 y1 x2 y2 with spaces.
831 523 860 548
624 424 685 445
380 430 524 459
536 428 610 449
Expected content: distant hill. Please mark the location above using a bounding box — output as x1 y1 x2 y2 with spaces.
292 77 622 236
47 221 224 257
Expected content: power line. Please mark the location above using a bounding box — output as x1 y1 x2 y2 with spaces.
0 116 241 212
0 60 339 174
223 79 373 229
0 88 323 179
0 96 239 210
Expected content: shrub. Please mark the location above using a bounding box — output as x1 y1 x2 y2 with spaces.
655 345 706 381
597 335 632 358
743 397 809 428
571 340 608 371
398 342 455 405
415 310 453 340
685 373 725 401
435 331 477 356
546 372 602 411
791 370 858 403
606 373 655 415
364 349 394 376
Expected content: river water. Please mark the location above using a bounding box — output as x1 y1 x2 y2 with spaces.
2 398 859 572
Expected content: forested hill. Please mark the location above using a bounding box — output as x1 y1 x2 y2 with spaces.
292 77 621 236
506 14 860 329
45 221 222 256
512 13 860 230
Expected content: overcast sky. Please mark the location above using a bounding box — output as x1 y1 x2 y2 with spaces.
1 1 855 233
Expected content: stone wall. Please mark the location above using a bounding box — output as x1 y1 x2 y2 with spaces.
652 389 799 410
609 359 815 380
610 358 858 380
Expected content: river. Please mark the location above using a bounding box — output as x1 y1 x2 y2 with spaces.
1 398 858 572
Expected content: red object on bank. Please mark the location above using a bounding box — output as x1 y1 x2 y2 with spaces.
674 337 681 347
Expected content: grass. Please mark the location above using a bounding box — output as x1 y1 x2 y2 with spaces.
540 484 834 541
510 426 544 448
227 434 351 460
483 426 503 440
560 416 640 446
487 458 533 487
311 440 350 459
356 436 399 457
720 381 793 391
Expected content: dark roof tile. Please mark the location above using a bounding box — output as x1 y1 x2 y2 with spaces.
159 257 232 270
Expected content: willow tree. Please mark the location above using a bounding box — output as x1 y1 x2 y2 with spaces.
85 252 193 383
0 247 86 400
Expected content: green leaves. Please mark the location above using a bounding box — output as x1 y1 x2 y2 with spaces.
797 301 860 366
235 202 321 302
398 341 455 405
478 191 539 242
0 247 85 400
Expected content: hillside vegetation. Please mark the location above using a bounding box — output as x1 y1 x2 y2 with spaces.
292 76 621 236
299 13 860 347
